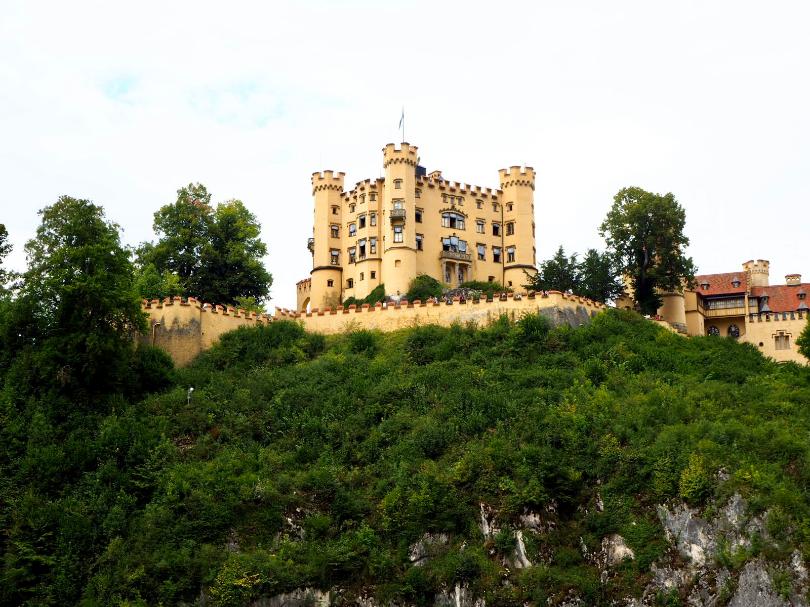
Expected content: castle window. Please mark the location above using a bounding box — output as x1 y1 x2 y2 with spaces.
476 219 485 234
347 278 354 289
476 199 483 209
348 247 357 264
369 192 377 202
330 224 340 238
477 244 486 260
360 272 364 281
492 203 499 213
507 246 516 263
457 197 464 206
327 279 334 287
415 208 423 223
492 222 501 236
507 203 513 212
442 236 467 253
441 212 465 230
370 213 377 226
349 204 356 213
775 331 791 350
416 233 424 250
359 215 366 229
707 325 720 336
728 324 740 339
358 239 367 259
493 246 502 263
360 194 366 204
371 271 376 279
348 223 357 237
393 225 403 243
506 222 515 236
370 237 377 254
330 250 340 265
332 206 339 215
394 179 403 189
392 198 404 209
415 188 421 199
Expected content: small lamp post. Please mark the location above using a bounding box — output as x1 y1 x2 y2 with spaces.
187 386 194 406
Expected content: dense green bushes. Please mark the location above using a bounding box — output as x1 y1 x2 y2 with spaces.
2 310 810 605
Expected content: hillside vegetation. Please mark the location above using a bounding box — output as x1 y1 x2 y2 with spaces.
2 310 810 606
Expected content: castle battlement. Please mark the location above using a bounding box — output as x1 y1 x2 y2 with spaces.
311 170 345 194
382 142 419 167
417 176 500 199
499 166 536 189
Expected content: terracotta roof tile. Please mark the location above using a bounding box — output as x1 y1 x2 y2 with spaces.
750 284 810 313
694 272 747 297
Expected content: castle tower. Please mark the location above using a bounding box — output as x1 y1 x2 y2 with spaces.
499 166 537 289
309 170 345 309
381 143 419 297
743 259 770 288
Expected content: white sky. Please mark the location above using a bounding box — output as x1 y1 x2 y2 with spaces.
1 0 809 310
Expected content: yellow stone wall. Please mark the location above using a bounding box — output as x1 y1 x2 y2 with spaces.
277 291 606 335
744 313 808 364
303 143 537 310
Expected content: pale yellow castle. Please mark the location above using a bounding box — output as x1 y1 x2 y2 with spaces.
652 260 809 364
296 143 537 311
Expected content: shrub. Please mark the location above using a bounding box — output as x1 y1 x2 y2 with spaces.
406 274 443 301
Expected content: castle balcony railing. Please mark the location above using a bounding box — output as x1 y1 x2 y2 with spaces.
703 306 747 318
389 208 406 222
440 250 472 262
307 238 314 253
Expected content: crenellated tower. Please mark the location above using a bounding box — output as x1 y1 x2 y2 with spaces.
743 259 770 288
499 165 537 289
310 170 345 309
381 143 419 297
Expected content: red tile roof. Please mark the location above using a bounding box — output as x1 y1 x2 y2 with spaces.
693 272 748 297
750 284 810 313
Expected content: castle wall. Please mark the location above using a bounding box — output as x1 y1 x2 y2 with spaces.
743 313 808 364
277 291 606 335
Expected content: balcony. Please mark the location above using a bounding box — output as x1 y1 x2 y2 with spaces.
307 238 314 253
390 208 406 222
440 250 472 262
703 306 747 318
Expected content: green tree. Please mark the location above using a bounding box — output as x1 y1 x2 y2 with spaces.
406 274 443 301
17 196 146 397
525 245 580 293
600 187 696 315
0 224 15 292
577 248 625 303
141 185 272 306
134 262 183 301
797 316 810 361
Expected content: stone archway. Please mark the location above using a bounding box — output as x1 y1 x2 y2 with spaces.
301 297 310 313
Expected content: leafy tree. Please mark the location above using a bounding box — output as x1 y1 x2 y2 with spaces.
141 185 272 306
600 187 696 315
577 249 625 303
526 246 580 293
134 262 183 301
797 316 810 361
16 196 146 397
406 274 443 301
344 284 387 309
0 223 15 292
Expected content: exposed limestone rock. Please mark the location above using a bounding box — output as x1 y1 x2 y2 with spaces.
434 583 485 607
513 530 532 569
658 502 715 567
250 588 331 607
408 532 449 567
479 503 498 539
601 534 635 568
728 560 790 607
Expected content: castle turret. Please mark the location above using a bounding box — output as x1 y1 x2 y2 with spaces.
743 259 770 288
498 165 536 289
309 170 345 309
381 143 419 297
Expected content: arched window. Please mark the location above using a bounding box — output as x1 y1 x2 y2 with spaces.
707 325 720 336
727 324 740 339
441 212 465 230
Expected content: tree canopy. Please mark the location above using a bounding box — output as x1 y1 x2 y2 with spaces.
139 184 272 306
0 223 14 293
600 187 696 315
406 274 443 301
524 246 624 304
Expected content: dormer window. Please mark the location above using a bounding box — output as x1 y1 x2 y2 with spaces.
700 281 710 290
798 289 807 301
731 277 741 288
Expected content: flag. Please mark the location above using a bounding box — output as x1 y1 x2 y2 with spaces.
398 108 404 129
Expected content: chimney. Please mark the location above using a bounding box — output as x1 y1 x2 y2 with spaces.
786 274 801 286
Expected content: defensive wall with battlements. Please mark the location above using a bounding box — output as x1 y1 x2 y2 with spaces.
141 292 607 366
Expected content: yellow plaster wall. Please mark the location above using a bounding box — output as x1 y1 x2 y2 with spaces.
743 313 808 364
277 291 606 336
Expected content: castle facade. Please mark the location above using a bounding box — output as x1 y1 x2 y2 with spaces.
297 143 537 311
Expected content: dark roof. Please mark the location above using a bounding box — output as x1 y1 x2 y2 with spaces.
750 284 810 312
694 272 748 297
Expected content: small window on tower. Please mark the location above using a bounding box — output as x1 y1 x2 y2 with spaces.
507 246 516 263
506 222 515 236
492 202 499 213
347 278 354 289
349 223 357 237
370 237 377 254
330 250 340 265
359 215 366 229
332 206 339 215
507 203 513 212
476 220 485 234
493 246 502 263
492 223 501 237
477 244 486 260
330 224 339 238
370 213 377 226
327 279 334 287
370 192 377 202
476 199 483 209
371 271 376 279
393 225 404 243
416 233 424 250
415 209 423 223
415 188 421 198
349 204 356 213
394 179 403 189
360 272 364 281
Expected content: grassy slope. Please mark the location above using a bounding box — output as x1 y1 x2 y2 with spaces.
14 311 810 606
